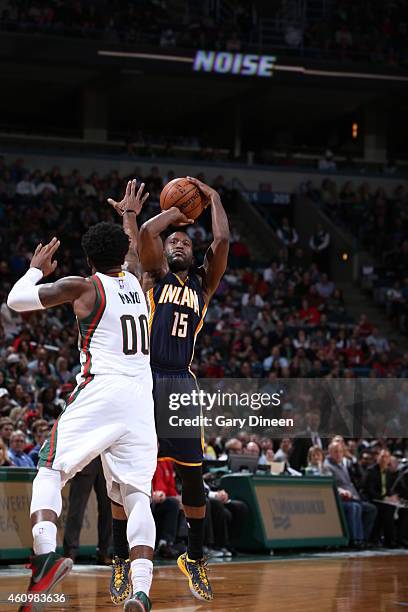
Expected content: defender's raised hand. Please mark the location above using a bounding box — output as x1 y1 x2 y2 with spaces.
30 237 60 277
107 179 149 216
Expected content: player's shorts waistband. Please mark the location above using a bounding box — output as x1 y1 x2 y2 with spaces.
151 364 191 375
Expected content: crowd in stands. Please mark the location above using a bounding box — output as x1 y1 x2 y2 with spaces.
303 178 408 336
0 0 407 67
0 157 407 555
304 0 408 66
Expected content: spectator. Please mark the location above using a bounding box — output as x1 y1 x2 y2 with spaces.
0 388 12 417
204 482 250 557
218 438 243 460
0 439 13 466
274 438 292 463
0 417 14 446
305 445 331 475
325 442 377 546
16 172 35 197
315 273 335 299
366 328 390 353
309 223 330 273
151 460 181 559
276 217 299 259
363 449 399 547
28 420 50 466
7 430 35 467
290 409 324 471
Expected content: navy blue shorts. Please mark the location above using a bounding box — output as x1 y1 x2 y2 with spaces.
152 367 204 466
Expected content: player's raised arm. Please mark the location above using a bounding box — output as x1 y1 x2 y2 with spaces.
139 207 193 279
107 179 149 278
187 177 229 302
7 238 89 312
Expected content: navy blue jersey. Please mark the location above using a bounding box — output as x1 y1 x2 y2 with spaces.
147 271 207 371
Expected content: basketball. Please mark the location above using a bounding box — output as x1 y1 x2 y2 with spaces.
160 177 206 220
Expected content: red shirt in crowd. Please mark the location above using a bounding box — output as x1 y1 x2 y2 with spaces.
299 305 321 325
152 460 178 497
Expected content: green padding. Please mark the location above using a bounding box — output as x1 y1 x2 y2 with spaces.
220 474 349 551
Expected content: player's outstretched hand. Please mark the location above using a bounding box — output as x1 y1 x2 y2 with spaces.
107 179 149 216
186 176 216 206
30 237 60 277
167 206 195 226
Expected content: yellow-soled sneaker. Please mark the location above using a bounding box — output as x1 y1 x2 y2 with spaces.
110 556 131 605
177 553 213 602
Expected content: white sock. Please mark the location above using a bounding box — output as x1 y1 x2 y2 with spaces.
32 521 57 555
130 559 153 596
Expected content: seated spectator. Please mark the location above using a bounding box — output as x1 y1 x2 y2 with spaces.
315 273 335 299
245 441 265 464
28 419 50 466
274 438 292 463
152 460 182 559
357 313 374 338
325 441 377 546
7 430 35 467
366 327 390 353
290 408 324 471
0 388 12 417
299 299 321 326
363 449 400 547
305 445 331 475
16 172 35 197
0 417 14 446
204 481 250 557
0 438 13 466
218 438 243 460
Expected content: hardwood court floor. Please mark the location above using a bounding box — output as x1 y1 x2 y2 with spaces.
1 555 408 611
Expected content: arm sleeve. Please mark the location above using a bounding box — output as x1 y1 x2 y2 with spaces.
7 268 45 312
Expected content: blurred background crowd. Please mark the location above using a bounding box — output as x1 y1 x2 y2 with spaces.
0 0 407 66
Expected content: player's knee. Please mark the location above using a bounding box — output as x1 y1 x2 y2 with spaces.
121 485 156 549
176 465 206 507
30 467 62 516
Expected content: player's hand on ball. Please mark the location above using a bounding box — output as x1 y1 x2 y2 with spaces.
107 179 149 216
168 206 194 226
186 176 216 207
30 237 60 277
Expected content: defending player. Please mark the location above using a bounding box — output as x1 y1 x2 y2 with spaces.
107 177 229 603
7 223 157 612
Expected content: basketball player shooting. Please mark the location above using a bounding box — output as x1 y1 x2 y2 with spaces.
107 177 229 603
7 223 157 612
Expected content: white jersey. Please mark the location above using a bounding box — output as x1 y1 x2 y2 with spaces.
77 271 150 378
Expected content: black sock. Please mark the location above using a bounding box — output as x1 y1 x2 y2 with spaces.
186 517 205 561
112 519 129 559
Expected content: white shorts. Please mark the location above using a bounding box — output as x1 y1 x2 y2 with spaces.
38 373 157 500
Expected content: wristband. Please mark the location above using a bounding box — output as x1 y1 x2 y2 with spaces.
124 210 137 215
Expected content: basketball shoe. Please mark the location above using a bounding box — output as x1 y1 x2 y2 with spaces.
177 552 213 601
110 556 132 605
123 591 151 611
19 552 73 612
